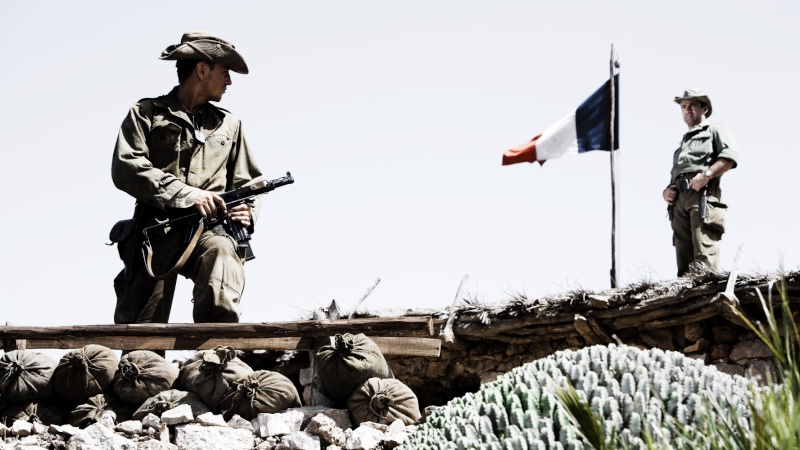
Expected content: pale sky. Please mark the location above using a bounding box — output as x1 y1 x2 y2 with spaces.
1 1 798 337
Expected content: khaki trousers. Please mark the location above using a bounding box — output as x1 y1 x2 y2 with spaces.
670 184 727 277
114 225 245 324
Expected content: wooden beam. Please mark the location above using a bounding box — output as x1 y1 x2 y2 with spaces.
574 314 614 345
3 322 26 352
20 336 441 357
0 316 435 341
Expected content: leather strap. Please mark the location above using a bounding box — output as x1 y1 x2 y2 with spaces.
141 218 205 280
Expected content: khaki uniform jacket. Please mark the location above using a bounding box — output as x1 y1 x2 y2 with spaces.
671 123 739 183
112 87 264 225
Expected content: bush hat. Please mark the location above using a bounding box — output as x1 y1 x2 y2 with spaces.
674 89 712 118
160 31 248 74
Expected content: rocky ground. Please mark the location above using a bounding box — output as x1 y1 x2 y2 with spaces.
0 404 425 450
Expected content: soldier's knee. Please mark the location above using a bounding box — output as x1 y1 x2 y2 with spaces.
200 235 239 259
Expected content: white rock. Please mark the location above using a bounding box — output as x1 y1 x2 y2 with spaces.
161 404 194 425
137 439 179 450
285 407 352 431
173 423 254 450
305 414 346 447
141 413 162 429
256 436 280 449
196 412 226 427
359 422 388 433
383 420 411 447
17 435 42 446
49 423 81 436
275 431 321 450
31 421 48 435
253 411 304 438
228 415 255 432
11 420 32 437
66 423 138 450
384 420 405 437
344 426 384 450
382 430 407 448
115 420 143 435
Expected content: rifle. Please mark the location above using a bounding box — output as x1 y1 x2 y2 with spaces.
141 172 294 279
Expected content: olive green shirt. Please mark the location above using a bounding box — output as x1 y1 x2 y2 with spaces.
112 87 264 222
671 123 739 182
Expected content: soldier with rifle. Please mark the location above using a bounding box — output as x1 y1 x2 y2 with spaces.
110 31 289 324
662 89 739 277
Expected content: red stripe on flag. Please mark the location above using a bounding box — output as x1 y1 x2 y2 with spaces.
502 134 545 165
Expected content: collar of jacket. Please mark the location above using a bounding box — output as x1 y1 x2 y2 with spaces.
682 123 711 141
152 86 225 134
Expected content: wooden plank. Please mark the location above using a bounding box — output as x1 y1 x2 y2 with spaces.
22 337 311 351
21 336 442 357
3 322 26 352
0 316 435 340
371 337 441 357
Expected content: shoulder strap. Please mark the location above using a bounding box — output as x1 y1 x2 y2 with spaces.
141 219 205 280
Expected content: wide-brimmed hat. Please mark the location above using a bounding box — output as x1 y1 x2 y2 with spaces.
160 31 249 74
674 89 712 118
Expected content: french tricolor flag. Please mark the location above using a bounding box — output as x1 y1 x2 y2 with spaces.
503 75 619 166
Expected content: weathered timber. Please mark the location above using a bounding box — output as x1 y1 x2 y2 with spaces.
0 316 435 341
574 314 614 345
453 320 574 338
453 311 575 331
490 332 577 344
2 322 26 352
450 284 720 332
16 336 442 357
603 293 720 329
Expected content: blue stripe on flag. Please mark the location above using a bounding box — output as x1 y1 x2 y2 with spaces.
575 74 619 153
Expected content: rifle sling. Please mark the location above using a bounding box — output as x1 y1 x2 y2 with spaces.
141 218 205 280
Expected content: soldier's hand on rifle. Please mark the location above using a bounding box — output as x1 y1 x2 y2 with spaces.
187 189 227 219
663 185 677 204
229 204 252 228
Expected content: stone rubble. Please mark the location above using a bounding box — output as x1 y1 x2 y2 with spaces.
0 406 413 450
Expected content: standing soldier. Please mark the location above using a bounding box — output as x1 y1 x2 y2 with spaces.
663 89 739 276
111 32 264 324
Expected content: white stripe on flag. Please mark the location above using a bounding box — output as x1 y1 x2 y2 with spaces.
535 112 578 161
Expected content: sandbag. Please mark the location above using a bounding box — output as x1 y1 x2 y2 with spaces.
175 346 253 411
0 350 56 402
51 344 118 405
67 393 133 428
346 377 421 426
113 350 179 405
315 333 392 403
219 370 301 420
1 402 64 426
132 389 210 420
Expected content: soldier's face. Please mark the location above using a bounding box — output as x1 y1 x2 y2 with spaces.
680 99 707 128
201 63 232 102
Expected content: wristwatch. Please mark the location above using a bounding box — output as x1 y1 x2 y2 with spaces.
704 169 713 178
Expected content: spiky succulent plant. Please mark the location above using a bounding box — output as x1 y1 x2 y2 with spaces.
400 344 756 450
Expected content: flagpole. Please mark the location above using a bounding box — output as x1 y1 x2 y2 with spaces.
609 45 620 288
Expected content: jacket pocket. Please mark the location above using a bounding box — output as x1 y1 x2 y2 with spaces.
148 122 183 168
